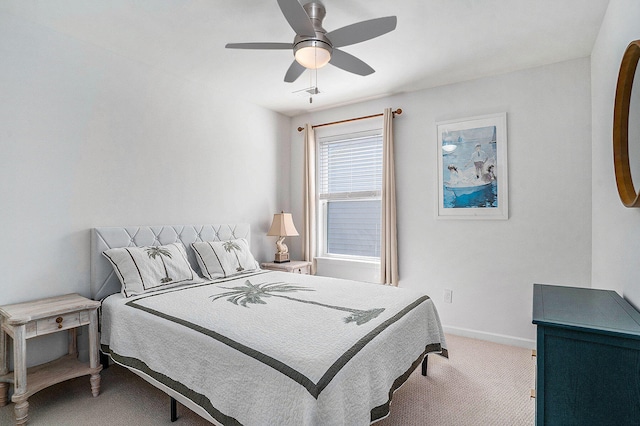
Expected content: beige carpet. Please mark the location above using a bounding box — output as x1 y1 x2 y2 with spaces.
0 334 535 425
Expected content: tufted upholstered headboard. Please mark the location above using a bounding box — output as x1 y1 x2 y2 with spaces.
90 224 251 301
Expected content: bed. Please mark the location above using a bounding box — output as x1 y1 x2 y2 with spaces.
91 224 447 425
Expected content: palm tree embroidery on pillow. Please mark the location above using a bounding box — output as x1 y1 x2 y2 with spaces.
146 246 174 283
223 240 245 272
210 280 385 325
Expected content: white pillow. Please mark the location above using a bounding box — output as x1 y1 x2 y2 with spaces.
191 239 259 280
102 242 203 297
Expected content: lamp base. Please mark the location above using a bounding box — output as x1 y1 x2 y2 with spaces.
273 252 290 263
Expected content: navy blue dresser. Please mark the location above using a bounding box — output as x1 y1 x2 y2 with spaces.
532 284 640 425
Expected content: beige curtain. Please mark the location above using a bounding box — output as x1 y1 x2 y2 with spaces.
303 124 317 275
381 108 399 286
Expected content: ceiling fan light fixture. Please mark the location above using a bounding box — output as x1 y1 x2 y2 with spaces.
294 40 332 69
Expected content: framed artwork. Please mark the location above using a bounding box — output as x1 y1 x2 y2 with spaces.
436 113 508 219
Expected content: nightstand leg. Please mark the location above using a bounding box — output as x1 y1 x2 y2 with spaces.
0 323 8 406
14 400 28 425
12 324 28 424
88 309 101 397
90 373 101 397
0 384 7 407
68 328 78 357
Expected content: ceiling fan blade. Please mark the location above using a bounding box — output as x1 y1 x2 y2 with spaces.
330 49 375 76
284 60 306 83
225 42 292 50
277 0 316 37
326 16 397 48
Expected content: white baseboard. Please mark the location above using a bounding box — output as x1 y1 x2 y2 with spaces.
443 325 536 350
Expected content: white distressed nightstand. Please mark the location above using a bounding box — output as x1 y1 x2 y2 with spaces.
261 260 312 275
0 293 102 425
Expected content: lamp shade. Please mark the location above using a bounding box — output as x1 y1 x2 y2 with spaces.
267 212 299 237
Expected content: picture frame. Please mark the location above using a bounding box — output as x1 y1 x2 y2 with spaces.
436 112 508 219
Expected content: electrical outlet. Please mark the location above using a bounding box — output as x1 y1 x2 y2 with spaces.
444 289 453 303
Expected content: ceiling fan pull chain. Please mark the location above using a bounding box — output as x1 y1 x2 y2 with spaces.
309 63 313 104
314 67 318 103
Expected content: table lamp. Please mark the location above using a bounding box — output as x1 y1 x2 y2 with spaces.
267 212 299 263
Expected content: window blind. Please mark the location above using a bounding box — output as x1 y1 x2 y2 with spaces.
318 134 383 200
318 132 383 258
326 200 381 257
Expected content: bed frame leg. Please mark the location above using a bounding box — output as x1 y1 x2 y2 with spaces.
421 355 428 376
171 397 177 422
100 352 110 370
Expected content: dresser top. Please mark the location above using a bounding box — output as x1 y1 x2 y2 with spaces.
533 284 640 338
0 293 100 325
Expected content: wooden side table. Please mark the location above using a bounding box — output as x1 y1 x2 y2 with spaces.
261 260 312 275
0 294 102 425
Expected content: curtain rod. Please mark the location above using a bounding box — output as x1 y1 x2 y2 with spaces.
296 108 402 132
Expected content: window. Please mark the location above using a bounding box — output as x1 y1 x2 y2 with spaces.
317 129 383 260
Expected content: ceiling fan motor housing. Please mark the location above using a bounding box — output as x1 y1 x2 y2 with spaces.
303 1 326 33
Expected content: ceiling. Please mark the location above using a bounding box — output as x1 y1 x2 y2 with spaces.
2 0 610 117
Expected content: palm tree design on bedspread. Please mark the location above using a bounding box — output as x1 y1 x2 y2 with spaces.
210 280 385 325
223 240 244 273
145 246 173 283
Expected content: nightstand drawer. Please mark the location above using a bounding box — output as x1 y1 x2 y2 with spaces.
261 260 312 275
35 312 81 337
292 265 310 274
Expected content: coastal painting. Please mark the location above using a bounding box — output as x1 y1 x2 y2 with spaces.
436 113 508 219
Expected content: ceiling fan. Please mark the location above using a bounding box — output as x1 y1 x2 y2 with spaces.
225 0 397 83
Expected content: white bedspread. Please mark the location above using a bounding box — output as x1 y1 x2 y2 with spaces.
100 270 446 425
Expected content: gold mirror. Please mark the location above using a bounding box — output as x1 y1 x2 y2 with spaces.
613 40 640 207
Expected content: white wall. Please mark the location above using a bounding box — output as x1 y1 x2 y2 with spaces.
591 0 640 308
0 12 290 365
291 58 592 347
